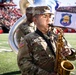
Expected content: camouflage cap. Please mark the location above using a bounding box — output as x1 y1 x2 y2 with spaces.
26 6 53 16
26 7 33 14
33 6 53 16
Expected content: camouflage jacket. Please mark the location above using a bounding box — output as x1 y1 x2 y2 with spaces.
17 28 76 75
19 22 36 35
16 22 36 44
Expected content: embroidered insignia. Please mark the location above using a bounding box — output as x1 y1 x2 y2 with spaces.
60 13 72 26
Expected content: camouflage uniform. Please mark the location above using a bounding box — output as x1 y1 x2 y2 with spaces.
19 22 36 35
16 22 36 45
16 6 36 45
17 27 76 75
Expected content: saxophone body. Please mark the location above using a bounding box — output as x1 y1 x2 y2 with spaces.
54 28 75 75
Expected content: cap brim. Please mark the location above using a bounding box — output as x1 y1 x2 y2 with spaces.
43 10 54 15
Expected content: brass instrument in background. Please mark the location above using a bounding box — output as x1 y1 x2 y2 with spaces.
54 28 75 75
8 0 33 54
19 0 34 15
8 15 26 54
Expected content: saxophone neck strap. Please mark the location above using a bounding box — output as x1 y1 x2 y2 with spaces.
35 29 56 57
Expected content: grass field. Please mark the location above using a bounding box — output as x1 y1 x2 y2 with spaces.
0 33 76 75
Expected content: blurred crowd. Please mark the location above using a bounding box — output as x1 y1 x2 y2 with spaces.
0 6 22 33
57 6 76 13
0 4 76 33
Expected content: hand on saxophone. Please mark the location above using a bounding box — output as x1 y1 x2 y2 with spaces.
61 46 72 57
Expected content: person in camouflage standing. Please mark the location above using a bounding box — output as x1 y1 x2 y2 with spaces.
16 6 36 45
16 0 36 45
17 6 76 75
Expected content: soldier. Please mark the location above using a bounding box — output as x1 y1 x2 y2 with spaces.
16 6 36 45
17 5 76 75
16 0 35 45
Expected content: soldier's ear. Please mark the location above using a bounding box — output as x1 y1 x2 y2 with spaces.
32 17 37 24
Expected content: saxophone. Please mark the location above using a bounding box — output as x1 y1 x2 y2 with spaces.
54 28 75 75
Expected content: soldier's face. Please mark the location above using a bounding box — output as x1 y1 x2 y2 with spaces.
34 13 51 31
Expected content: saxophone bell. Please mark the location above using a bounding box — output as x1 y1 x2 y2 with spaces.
61 60 75 75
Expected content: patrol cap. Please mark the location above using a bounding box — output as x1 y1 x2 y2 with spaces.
32 6 54 16
26 7 33 14
26 6 53 15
